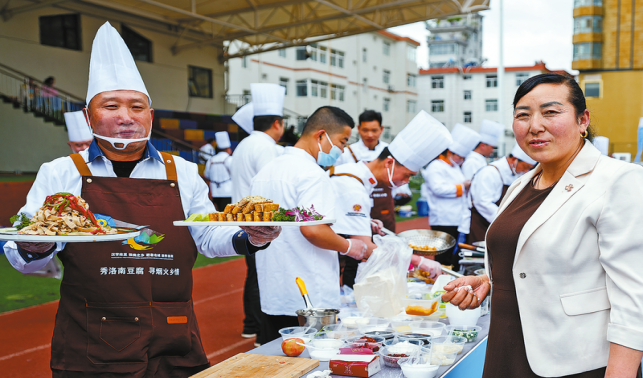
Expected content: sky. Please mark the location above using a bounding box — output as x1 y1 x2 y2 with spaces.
388 0 576 74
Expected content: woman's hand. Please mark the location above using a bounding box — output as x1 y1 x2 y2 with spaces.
441 274 491 310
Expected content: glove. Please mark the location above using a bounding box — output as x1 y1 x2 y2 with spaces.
370 219 385 236
415 256 442 279
339 239 367 261
240 226 282 247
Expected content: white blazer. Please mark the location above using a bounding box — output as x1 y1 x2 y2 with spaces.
485 141 643 377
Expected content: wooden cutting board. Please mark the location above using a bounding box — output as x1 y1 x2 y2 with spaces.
190 353 319 378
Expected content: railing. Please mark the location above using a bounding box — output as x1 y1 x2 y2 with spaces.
0 62 85 124
151 128 213 164
225 94 252 108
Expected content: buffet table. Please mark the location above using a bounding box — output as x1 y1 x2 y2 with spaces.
247 315 490 378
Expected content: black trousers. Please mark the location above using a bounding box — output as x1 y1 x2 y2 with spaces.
259 313 300 345
242 254 263 339
340 254 359 288
431 225 460 271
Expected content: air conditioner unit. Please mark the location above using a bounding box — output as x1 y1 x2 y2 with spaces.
388 85 395 93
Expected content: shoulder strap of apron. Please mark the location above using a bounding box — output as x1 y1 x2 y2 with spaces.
329 166 364 185
470 164 503 204
69 153 92 177
159 152 178 182
347 145 358 163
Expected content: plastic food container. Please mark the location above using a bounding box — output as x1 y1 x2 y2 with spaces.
398 357 440 378
346 335 385 353
445 303 481 326
398 333 432 345
357 317 391 334
311 326 348 349
402 295 440 317
300 343 339 361
445 325 482 343
422 345 457 366
362 327 397 340
410 321 445 338
340 316 370 328
278 326 317 343
390 316 422 334
431 336 466 354
321 323 358 339
379 344 422 369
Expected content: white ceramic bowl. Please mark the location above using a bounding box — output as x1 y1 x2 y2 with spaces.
399 358 440 378
445 303 481 326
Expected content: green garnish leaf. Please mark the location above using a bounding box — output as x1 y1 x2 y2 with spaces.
10 213 31 230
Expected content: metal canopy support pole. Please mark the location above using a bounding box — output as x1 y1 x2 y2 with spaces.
497 0 505 155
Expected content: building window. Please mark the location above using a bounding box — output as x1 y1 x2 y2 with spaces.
516 73 529 86
331 84 345 101
383 41 391 56
383 98 390 111
279 77 289 95
407 46 417 61
464 111 472 123
320 81 328 98
485 99 498 111
330 49 344 67
188 66 212 98
310 80 319 97
39 13 81 51
407 100 416 113
363 78 368 92
431 100 444 112
121 25 152 62
463 75 472 80
574 16 602 34
486 75 498 87
573 42 602 60
464 90 472 100
574 0 602 7
319 46 327 63
296 80 307 97
241 56 249 68
363 48 367 62
296 47 307 60
308 43 319 61
383 70 391 84
407 74 417 87
431 76 444 89
585 82 600 97
278 49 286 58
430 43 456 55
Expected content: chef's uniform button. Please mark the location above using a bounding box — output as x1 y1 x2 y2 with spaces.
170 183 176 187
101 317 106 321
134 317 139 322
87 178 92 183
166 160 172 164
519 273 526 279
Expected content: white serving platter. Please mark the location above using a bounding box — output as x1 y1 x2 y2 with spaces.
173 219 336 227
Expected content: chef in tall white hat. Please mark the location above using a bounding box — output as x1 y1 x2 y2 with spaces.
330 110 453 284
422 123 480 269
462 119 504 180
593 136 609 156
204 131 234 211
229 83 286 343
64 110 93 153
4 22 281 376
459 143 537 244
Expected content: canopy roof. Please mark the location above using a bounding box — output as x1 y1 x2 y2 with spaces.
3 0 489 60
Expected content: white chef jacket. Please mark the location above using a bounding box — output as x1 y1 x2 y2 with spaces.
199 143 215 164
335 139 388 166
423 157 467 227
204 151 233 199
230 131 280 203
4 141 240 273
250 147 339 316
392 184 412 197
330 162 378 237
461 151 487 181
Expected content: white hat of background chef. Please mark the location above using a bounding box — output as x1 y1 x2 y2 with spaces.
511 143 537 165
64 111 93 142
448 124 480 157
232 103 254 134
251 83 285 117
593 136 609 156
86 22 150 106
479 119 504 147
388 110 453 172
215 131 231 149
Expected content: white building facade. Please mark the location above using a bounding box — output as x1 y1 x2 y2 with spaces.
227 30 420 142
417 63 570 155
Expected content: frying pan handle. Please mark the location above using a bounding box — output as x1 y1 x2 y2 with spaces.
296 277 308 295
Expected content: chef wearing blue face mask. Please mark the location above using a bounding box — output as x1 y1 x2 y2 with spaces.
249 106 368 341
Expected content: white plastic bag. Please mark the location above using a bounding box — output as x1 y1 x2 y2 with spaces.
353 235 413 318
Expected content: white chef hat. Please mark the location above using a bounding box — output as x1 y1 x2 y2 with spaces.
86 22 150 107
593 136 609 156
251 83 285 117
215 131 231 149
478 119 504 147
448 124 480 157
388 111 453 172
232 103 254 134
64 111 93 142
511 143 537 165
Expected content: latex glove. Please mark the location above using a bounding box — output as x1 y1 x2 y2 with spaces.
16 242 56 254
441 275 491 310
339 239 367 261
240 226 282 247
370 219 385 236
415 256 442 280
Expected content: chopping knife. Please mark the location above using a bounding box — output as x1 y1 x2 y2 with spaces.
458 242 485 253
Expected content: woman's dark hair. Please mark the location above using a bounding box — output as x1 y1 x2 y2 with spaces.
44 76 55 87
358 110 382 126
513 73 594 141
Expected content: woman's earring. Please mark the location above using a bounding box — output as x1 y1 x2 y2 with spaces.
582 130 588 138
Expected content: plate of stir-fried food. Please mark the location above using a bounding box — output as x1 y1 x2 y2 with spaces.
0 193 142 242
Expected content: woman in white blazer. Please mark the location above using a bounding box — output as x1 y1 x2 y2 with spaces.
442 73 643 377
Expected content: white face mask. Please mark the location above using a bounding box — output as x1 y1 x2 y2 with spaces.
88 116 152 150
386 159 398 189
449 156 462 167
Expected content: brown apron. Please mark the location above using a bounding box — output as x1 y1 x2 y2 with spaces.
467 165 509 244
50 153 209 376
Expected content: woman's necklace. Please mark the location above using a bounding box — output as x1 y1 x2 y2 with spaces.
532 138 584 189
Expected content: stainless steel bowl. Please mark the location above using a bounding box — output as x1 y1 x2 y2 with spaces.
296 308 339 331
396 229 456 256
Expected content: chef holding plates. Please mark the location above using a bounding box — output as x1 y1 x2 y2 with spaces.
4 22 281 377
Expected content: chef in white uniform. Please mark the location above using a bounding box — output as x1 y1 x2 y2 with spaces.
460 143 537 244
250 106 368 343
204 131 233 211
335 110 388 165
232 102 285 157
593 136 609 156
330 111 453 285
64 110 93 153
198 138 215 164
461 119 504 180
423 124 480 269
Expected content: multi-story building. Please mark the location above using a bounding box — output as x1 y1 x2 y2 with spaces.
572 0 643 158
426 14 483 69
417 62 571 155
227 30 421 142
